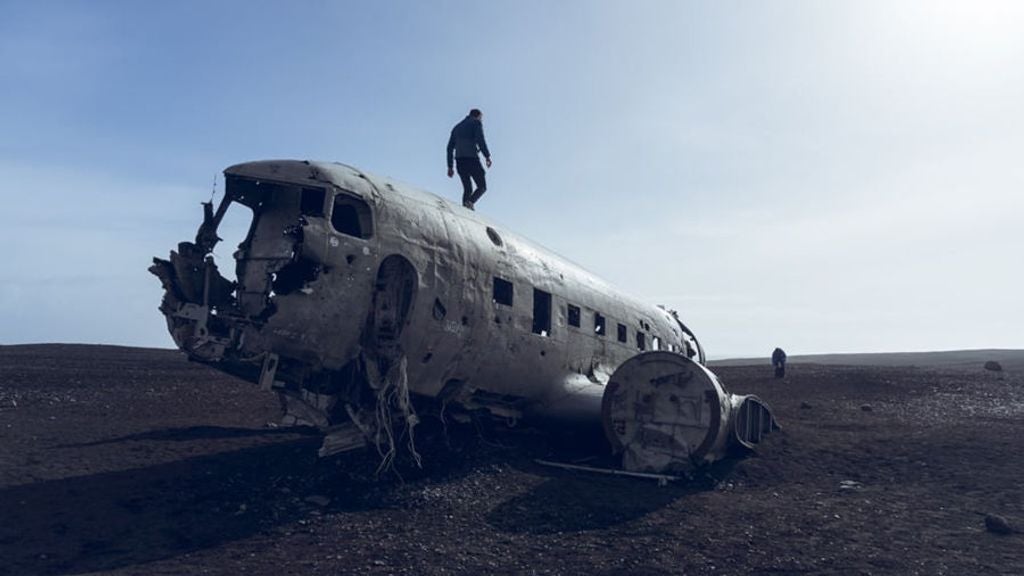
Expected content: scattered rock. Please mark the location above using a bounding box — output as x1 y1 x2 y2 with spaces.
715 481 735 492
305 495 331 507
838 480 862 490
985 514 1015 535
800 401 812 409
984 361 1003 372
860 404 873 412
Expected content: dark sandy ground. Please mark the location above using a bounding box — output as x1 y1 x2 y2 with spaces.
1 344 1022 575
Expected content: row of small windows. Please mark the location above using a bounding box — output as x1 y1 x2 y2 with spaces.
299 188 679 353
492 275 666 351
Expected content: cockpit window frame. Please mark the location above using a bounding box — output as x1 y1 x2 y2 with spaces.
330 189 375 240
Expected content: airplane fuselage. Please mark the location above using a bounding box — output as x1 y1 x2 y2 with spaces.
151 159 772 472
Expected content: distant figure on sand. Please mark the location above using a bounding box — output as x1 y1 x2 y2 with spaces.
447 108 492 210
772 347 787 378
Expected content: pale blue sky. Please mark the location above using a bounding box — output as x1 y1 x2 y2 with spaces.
1 1 1021 356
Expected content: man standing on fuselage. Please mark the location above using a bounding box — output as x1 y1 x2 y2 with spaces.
447 108 491 210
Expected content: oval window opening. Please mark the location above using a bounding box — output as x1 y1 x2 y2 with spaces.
486 226 503 247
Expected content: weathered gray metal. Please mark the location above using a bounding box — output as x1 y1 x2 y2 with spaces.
150 159 775 472
603 352 777 473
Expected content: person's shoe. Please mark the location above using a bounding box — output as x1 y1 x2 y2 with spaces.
462 200 475 210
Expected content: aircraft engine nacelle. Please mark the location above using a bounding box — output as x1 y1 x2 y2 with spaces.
602 352 777 474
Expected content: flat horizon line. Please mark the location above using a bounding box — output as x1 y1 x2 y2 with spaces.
3 342 1022 359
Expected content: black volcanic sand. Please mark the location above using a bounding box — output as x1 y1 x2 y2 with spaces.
1 344 1022 575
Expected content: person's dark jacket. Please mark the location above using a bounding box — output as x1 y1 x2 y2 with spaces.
772 348 787 366
447 116 490 169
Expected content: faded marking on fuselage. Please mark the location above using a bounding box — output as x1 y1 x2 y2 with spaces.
443 320 466 337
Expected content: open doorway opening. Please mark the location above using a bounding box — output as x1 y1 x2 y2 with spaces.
370 255 418 344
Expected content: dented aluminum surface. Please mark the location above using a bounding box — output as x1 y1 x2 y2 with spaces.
151 159 776 473
602 352 777 473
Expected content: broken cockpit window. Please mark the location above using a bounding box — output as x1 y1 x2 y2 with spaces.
212 201 255 264
300 187 326 217
331 193 373 239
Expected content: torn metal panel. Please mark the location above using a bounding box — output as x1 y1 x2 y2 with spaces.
151 159 776 474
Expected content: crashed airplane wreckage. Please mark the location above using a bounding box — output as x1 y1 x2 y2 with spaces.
151 160 776 474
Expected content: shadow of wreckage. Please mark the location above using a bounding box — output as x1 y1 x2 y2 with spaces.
0 427 727 576
59 425 321 448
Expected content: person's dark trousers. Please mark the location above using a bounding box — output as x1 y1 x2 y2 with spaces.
774 364 785 378
456 156 487 206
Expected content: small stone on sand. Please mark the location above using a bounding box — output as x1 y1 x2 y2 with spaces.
985 514 1014 535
